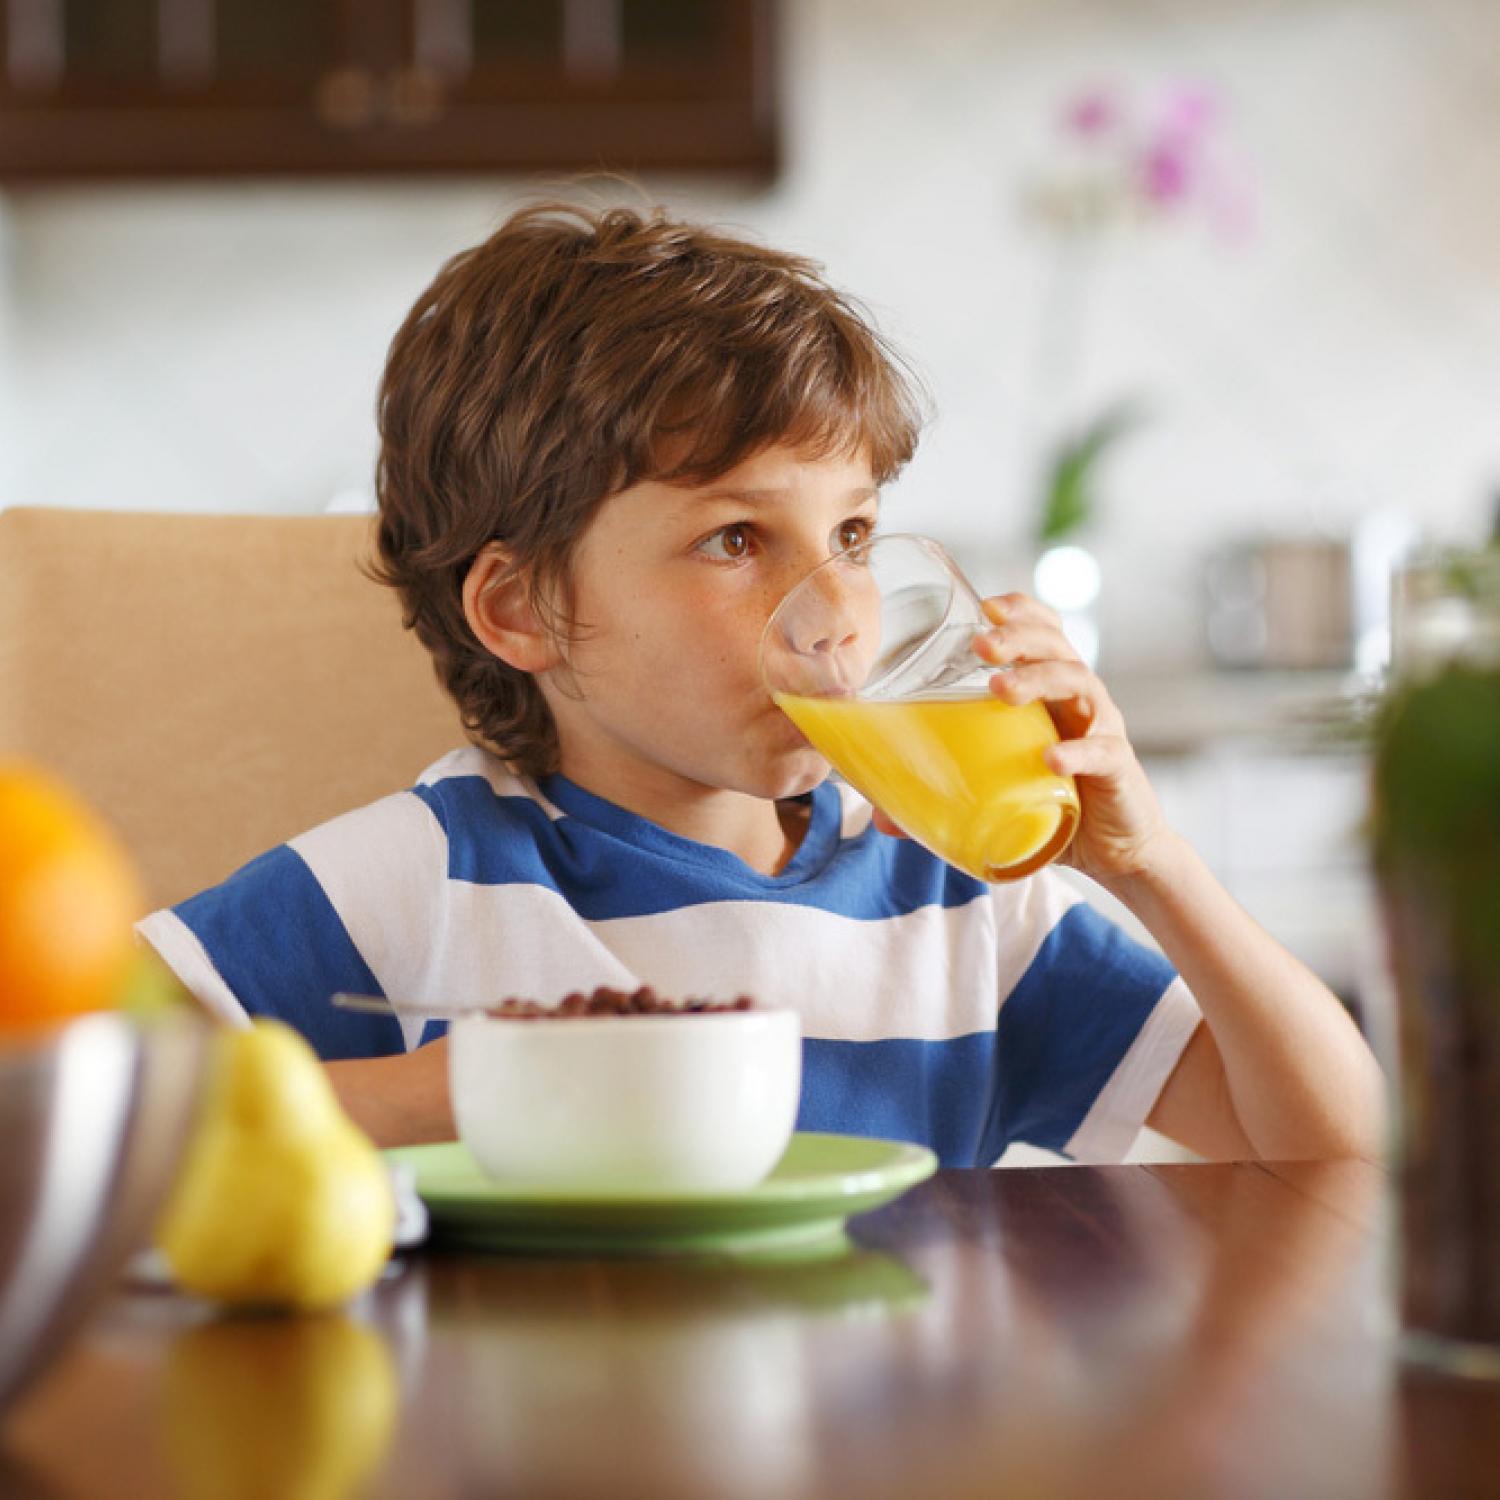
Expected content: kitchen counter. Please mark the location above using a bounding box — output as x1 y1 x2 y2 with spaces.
1104 667 1372 757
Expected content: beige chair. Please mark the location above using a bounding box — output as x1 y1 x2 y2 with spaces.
0 507 464 910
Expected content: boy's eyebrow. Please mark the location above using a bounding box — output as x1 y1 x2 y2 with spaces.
692 485 880 508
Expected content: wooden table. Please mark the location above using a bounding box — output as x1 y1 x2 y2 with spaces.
2 1160 1496 1499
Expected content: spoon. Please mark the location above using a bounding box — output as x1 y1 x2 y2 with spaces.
330 992 477 1021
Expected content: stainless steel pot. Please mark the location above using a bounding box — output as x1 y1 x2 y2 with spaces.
1205 538 1354 670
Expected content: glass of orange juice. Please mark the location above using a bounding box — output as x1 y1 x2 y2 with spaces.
760 533 1080 882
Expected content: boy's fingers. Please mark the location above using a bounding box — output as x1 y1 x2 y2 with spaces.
974 622 1079 668
1045 734 1133 778
987 659 1096 711
982 593 1064 635
871 807 909 839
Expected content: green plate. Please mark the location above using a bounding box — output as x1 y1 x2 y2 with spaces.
386 1132 938 1259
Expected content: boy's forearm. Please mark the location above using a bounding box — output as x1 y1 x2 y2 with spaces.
325 1039 456 1148
1100 832 1385 1161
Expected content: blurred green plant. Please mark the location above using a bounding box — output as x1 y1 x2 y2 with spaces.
1036 400 1147 546
1427 548 1500 601
1371 548 1500 973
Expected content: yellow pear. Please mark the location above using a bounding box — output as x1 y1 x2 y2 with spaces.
156 1019 395 1311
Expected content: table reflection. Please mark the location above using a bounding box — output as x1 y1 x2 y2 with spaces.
361 1163 1389 1499
162 1314 397 1500
380 1242 929 1499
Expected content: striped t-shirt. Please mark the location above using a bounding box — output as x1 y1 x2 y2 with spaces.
139 746 1201 1167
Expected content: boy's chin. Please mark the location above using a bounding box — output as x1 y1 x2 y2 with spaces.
755 753 831 803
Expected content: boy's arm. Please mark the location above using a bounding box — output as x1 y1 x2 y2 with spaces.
326 1037 456 1148
1107 834 1384 1161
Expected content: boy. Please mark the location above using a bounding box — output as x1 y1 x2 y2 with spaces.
138 201 1382 1163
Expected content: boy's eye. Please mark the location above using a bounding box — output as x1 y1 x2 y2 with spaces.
700 524 753 561
834 518 874 553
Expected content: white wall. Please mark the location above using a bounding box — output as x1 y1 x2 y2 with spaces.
3 0 1498 671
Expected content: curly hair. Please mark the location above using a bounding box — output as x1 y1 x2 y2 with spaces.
371 198 925 777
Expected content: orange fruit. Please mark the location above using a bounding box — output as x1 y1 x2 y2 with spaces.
0 762 144 1032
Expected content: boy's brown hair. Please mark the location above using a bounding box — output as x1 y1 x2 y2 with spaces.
373 198 925 778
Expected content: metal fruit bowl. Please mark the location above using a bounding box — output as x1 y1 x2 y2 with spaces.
0 1009 210 1414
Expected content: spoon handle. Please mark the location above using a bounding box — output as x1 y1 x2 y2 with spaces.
330 991 471 1020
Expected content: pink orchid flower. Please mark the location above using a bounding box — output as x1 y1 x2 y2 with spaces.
1061 86 1123 139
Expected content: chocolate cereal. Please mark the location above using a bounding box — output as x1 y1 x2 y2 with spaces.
485 984 754 1019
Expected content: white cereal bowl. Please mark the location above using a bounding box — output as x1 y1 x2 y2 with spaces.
448 1008 803 1194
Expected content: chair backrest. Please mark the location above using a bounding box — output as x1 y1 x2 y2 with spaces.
0 507 464 909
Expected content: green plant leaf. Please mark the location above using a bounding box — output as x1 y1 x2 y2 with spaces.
1373 663 1500 975
1037 399 1147 545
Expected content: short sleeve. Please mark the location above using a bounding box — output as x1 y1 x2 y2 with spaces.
984 891 1201 1163
135 788 448 1060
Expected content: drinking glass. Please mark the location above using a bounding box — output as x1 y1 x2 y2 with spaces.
759 533 1080 882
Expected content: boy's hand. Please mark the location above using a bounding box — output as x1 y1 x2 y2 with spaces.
870 593 1173 886
979 592 1172 883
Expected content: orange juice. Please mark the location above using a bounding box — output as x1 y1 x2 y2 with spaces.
775 692 1079 881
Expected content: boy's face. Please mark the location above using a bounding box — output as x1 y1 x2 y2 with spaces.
539 442 881 809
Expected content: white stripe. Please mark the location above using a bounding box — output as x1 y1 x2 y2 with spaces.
135 909 250 1027
989 867 1084 973
289 788 450 1051
582 899 1002 1040
418 883 646 1010
1063 977 1202 1164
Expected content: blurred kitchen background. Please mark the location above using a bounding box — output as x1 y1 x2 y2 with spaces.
2 0 1498 1018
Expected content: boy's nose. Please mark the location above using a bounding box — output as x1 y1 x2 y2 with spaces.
787 562 864 656
771 557 881 697
790 616 860 658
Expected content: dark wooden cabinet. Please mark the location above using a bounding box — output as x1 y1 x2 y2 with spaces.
0 0 777 180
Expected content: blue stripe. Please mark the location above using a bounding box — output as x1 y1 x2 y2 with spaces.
984 902 1177 1158
173 845 405 1060
799 1032 998 1168
413 774 988 921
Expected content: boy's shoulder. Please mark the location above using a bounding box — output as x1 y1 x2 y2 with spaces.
279 745 544 879
413 744 540 797
408 745 560 824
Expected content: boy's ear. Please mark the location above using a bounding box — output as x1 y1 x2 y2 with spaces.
462 544 561 674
